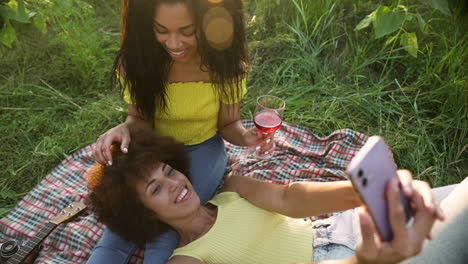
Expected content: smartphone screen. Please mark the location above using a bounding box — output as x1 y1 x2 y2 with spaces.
346 136 411 241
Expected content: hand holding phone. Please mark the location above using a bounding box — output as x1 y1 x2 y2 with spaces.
346 136 412 241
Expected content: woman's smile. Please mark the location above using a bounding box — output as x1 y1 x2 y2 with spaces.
167 48 191 60
175 186 191 203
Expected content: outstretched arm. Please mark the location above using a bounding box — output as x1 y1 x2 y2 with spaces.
295 176 439 264
220 175 362 218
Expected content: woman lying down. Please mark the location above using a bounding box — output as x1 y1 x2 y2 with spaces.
87 131 467 264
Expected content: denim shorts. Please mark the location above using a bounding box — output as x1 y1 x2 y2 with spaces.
312 209 360 261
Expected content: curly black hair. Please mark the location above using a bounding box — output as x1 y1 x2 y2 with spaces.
87 130 190 246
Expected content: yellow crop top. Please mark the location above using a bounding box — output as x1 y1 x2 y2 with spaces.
171 192 314 263
123 80 246 145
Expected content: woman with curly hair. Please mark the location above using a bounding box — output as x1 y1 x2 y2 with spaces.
89 0 273 263
88 131 468 264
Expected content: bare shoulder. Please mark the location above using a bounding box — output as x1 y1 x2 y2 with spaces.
167 255 204 264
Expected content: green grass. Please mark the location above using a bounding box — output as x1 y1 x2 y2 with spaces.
0 0 466 217
243 0 467 187
0 0 125 215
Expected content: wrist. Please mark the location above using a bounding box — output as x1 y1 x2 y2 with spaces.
222 123 254 147
346 181 363 207
240 128 253 146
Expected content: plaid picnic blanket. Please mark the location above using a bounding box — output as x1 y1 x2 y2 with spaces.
0 121 367 263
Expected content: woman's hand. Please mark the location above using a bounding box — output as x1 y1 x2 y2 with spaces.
397 170 445 222
355 175 440 264
93 123 131 166
242 128 276 155
218 103 276 153
93 105 153 166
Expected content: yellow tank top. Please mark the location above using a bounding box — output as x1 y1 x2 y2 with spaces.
123 80 246 145
171 192 314 263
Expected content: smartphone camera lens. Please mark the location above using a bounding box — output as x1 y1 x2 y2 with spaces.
362 178 368 187
358 169 363 178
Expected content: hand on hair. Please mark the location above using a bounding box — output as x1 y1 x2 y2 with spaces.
93 123 131 166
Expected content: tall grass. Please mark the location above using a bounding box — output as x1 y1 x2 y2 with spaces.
0 0 466 217
244 0 467 186
0 0 124 216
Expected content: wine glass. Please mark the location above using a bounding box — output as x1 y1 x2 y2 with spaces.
252 95 285 159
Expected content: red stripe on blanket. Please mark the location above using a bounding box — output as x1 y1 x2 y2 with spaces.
330 145 355 156
43 178 86 200
20 200 56 216
65 158 88 173
72 223 102 239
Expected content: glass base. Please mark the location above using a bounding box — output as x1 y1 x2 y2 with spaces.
252 148 273 159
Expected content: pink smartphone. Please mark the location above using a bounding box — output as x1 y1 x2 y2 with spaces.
346 136 412 241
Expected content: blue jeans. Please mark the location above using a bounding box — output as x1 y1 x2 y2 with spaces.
86 133 227 264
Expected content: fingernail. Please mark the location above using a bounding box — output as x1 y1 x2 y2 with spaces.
255 146 261 151
266 139 271 144
107 161 112 166
404 186 413 195
123 147 128 153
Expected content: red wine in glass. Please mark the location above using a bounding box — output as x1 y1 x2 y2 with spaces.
251 95 285 159
253 110 282 134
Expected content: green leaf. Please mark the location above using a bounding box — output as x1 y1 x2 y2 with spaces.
33 14 46 33
384 34 398 46
418 0 450 15
373 6 406 39
0 0 30 23
400 32 418 57
415 13 428 33
0 22 16 47
397 5 408 12
355 11 375 31
406 13 414 21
